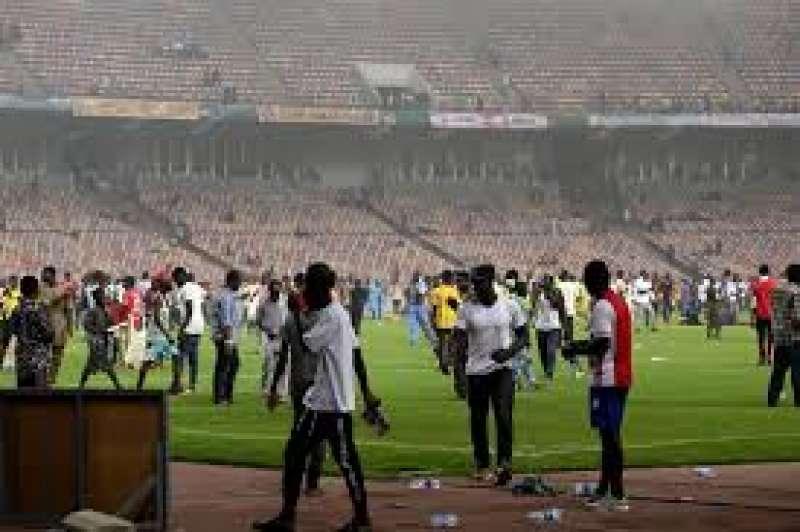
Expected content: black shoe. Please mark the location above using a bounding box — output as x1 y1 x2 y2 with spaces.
494 467 513 487
336 519 372 532
363 401 390 436
252 517 294 532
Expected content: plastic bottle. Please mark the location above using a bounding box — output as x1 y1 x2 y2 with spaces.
574 481 598 497
527 508 563 523
430 512 459 528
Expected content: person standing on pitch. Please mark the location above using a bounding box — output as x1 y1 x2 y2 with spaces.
767 264 800 407
451 264 527 486
706 278 722 340
661 273 674 324
267 289 325 497
257 279 288 395
751 264 778 365
563 260 632 511
211 269 243 406
79 288 122 390
559 271 582 376
9 276 54 389
171 267 205 394
349 278 368 336
406 271 433 347
254 263 371 532
40 266 71 385
429 270 460 375
533 275 564 382
1 275 21 371
632 271 654 332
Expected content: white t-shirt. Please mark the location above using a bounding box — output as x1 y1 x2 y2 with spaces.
303 302 356 413
560 281 579 318
633 277 652 305
177 282 205 335
698 280 708 303
738 281 749 299
534 292 561 331
589 299 618 388
455 297 526 376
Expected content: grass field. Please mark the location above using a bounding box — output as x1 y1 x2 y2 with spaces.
1 319 798 477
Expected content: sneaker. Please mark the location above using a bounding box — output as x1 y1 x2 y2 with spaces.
494 468 513 487
473 468 495 484
251 517 295 532
609 497 630 512
585 492 609 509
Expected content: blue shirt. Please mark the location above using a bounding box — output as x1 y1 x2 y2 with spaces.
213 288 243 344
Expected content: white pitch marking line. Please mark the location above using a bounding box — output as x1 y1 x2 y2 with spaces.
173 428 800 459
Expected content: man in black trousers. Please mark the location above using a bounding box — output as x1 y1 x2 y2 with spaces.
451 264 527 486
767 264 800 407
254 263 371 532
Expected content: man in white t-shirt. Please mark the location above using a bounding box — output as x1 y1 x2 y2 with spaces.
254 263 371 532
257 279 288 395
170 266 205 394
452 264 528 487
633 271 654 331
559 271 579 345
534 275 564 381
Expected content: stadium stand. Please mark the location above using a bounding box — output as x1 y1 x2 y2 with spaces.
138 178 448 281
0 0 797 111
0 179 218 279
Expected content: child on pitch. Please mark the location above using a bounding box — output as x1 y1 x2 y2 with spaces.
563 260 633 511
253 262 371 532
79 288 122 390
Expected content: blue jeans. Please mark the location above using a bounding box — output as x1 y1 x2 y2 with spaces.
172 334 200 391
407 304 429 345
537 329 560 380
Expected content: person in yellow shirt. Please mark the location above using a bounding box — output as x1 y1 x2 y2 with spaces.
1 276 21 367
429 270 461 376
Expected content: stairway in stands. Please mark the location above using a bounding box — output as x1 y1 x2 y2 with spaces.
360 198 465 269
620 222 700 278
89 180 233 273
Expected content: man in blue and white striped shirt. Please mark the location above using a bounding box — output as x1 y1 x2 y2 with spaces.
212 269 243 405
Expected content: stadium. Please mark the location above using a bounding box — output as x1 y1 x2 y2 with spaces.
0 0 798 531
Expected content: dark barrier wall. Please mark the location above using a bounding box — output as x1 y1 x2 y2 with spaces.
0 390 167 531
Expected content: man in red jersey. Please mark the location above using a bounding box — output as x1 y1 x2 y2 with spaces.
751 264 778 365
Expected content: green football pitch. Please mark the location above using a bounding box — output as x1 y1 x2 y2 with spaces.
2 320 798 476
